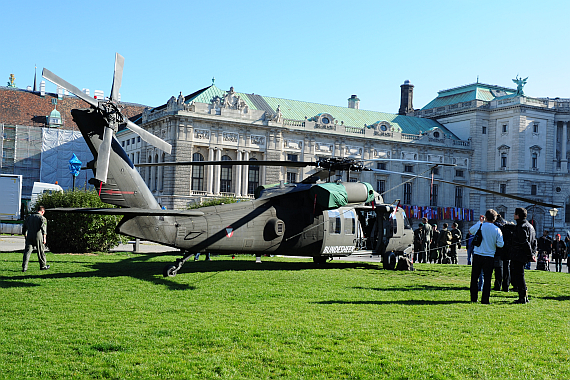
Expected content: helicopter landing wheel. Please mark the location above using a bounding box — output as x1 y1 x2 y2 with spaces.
163 264 179 277
313 256 330 264
383 252 398 270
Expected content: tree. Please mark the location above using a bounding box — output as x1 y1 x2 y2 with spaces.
36 189 126 253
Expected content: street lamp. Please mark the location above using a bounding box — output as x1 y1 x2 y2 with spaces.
549 208 558 235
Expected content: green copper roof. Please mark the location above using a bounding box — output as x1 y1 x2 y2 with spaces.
423 83 517 110
178 85 454 137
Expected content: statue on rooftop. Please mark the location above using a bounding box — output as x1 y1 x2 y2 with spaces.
512 75 528 96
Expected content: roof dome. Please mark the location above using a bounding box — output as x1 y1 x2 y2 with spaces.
49 108 61 118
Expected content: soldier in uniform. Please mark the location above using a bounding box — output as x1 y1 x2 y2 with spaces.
22 206 49 272
449 222 462 264
421 217 432 264
438 223 452 263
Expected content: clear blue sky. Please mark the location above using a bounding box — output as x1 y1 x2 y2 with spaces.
4 0 569 113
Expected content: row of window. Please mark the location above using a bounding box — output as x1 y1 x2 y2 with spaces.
190 152 260 194
121 136 141 148
377 163 464 177
482 123 540 135
377 180 464 208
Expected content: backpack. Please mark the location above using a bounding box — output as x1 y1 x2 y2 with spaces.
396 257 414 271
472 224 483 247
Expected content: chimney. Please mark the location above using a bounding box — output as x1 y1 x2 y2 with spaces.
348 94 360 109
398 80 414 115
40 80 46 97
57 86 64 99
93 90 104 99
83 88 90 96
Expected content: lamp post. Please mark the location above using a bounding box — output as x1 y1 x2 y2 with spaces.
549 208 558 235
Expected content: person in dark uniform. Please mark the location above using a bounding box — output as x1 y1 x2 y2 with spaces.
511 207 537 304
429 224 440 264
537 230 552 260
413 223 424 263
438 223 452 264
552 234 566 272
449 222 462 264
500 222 515 292
22 206 49 272
492 215 506 290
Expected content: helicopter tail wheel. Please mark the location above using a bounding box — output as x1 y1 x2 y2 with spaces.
383 252 398 270
163 264 178 277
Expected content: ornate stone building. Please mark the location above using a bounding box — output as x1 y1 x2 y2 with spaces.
135 83 474 228
414 80 570 233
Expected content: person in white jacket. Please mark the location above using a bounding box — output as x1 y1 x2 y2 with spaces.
469 209 504 304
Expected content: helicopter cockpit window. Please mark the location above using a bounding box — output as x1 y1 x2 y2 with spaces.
328 210 341 234
345 210 356 235
402 212 412 230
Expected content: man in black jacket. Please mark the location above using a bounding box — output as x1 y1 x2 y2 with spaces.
510 207 537 304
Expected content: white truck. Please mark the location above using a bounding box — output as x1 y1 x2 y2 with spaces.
0 174 23 234
0 175 64 234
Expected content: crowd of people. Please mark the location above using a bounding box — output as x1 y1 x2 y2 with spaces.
412 217 462 265
413 207 570 305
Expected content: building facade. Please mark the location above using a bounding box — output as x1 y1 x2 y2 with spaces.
137 84 474 228
415 81 570 233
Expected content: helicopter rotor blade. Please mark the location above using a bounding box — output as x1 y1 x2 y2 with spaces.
110 53 125 102
125 119 172 154
42 68 99 108
95 127 113 183
370 168 561 209
364 158 457 166
135 160 317 168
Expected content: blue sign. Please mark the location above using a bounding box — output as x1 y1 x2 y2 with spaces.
69 153 82 177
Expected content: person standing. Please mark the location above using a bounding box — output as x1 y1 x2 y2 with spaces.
500 222 516 292
449 222 462 264
466 232 474 265
421 217 433 264
469 209 504 304
537 230 552 260
429 224 440 264
22 206 49 272
552 234 566 272
413 223 424 263
438 223 452 264
511 207 537 304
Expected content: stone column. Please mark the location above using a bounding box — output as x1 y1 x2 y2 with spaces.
562 121 568 172
207 147 214 195
214 148 222 195
553 120 559 171
242 150 250 196
235 150 242 197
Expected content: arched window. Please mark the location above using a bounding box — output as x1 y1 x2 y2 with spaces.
220 155 232 193
248 158 260 195
192 152 205 191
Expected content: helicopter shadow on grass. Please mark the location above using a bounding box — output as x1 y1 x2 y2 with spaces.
0 252 195 291
313 299 471 306
0 253 380 291
351 284 468 292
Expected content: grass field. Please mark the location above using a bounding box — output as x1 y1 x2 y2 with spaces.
1 251 569 379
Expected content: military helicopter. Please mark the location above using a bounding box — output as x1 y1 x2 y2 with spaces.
43 54 561 277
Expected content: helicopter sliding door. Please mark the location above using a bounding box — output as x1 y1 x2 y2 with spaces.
320 207 357 256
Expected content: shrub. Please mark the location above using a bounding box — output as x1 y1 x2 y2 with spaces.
37 189 126 253
187 196 238 209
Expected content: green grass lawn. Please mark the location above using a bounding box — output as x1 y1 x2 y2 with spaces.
1 251 569 379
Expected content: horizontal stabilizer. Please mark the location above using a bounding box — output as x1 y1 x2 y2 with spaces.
47 207 204 217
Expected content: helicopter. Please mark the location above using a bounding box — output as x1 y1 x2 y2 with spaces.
43 53 562 277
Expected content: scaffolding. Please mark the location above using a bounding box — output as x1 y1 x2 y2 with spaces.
1 124 50 198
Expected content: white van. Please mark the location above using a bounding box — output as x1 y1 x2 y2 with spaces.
30 182 63 210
